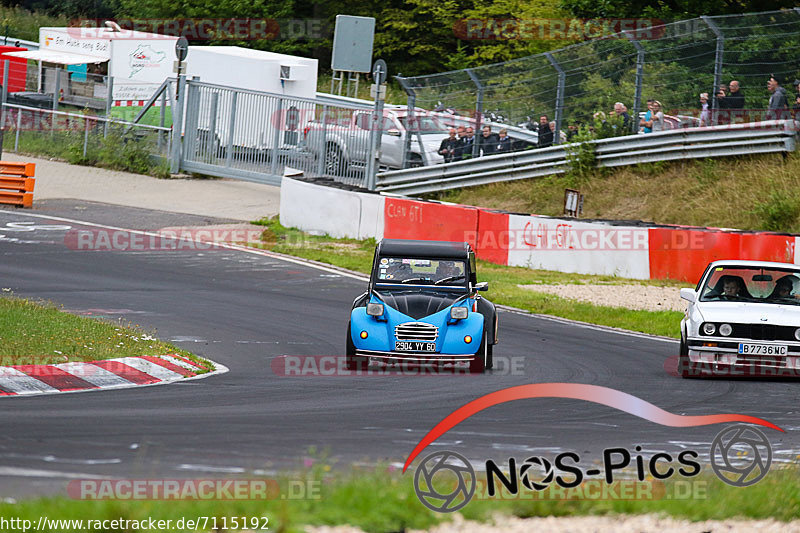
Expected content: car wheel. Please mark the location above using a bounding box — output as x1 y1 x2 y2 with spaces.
469 336 487 374
678 334 696 378
325 144 346 176
345 321 367 371
486 343 493 370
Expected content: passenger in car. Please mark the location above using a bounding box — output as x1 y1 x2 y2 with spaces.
768 275 800 299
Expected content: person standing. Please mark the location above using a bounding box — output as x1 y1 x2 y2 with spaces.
651 101 665 132
614 102 630 131
537 115 553 148
726 80 745 123
478 125 499 156
714 85 729 125
453 126 467 161
495 128 512 153
461 127 476 159
699 93 711 126
640 99 654 133
766 74 788 121
438 128 458 163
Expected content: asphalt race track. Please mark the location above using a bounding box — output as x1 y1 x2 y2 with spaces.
0 200 797 498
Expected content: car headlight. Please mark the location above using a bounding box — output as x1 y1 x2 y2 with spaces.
795 328 800 341
366 303 384 317
702 323 716 335
450 307 468 320
719 323 732 336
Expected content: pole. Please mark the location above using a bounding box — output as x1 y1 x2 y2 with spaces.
396 76 416 169
104 76 113 137
466 68 483 157
545 52 564 145
0 60 8 158
365 62 386 191
169 74 186 174
625 32 645 134
702 16 724 125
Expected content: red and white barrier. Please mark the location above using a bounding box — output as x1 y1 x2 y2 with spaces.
279 177 800 283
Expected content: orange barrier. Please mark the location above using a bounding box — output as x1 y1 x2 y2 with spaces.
384 197 479 246
0 162 35 208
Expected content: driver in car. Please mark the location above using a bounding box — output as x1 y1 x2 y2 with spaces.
722 277 742 297
435 261 461 281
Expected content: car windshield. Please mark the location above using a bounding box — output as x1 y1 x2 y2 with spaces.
699 266 800 304
398 116 448 134
375 257 466 286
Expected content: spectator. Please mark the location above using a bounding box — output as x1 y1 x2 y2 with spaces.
460 126 476 159
766 74 788 121
495 128 512 153
792 79 800 122
537 115 553 148
651 101 665 132
699 93 711 126
613 102 630 131
453 126 467 161
713 84 728 125
726 80 745 123
438 128 458 163
551 121 566 143
566 124 579 142
478 125 499 156
640 99 654 133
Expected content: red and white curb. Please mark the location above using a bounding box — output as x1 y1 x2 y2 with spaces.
0 354 228 397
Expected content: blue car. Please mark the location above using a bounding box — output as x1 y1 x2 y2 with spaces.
347 239 498 373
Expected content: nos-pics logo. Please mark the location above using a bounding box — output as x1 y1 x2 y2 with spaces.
413 424 773 512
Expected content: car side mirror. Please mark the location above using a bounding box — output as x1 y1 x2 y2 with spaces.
387 129 401 137
680 288 696 303
475 282 489 292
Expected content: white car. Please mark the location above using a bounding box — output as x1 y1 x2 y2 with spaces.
679 260 800 378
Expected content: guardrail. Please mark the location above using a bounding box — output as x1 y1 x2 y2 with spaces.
376 120 798 195
0 161 35 207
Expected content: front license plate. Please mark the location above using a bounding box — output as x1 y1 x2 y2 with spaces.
395 341 436 352
738 343 787 356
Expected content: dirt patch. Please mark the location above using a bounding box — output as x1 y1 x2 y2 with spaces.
519 283 688 312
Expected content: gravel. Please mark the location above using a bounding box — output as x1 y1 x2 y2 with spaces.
518 283 690 312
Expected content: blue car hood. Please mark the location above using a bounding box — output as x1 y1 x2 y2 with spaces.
377 289 465 320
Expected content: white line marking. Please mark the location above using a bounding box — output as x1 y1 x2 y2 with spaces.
0 466 108 479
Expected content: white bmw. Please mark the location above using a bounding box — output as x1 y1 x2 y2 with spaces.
679 259 800 378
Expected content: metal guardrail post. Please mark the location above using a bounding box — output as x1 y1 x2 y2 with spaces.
396 76 416 169
545 52 564 145
104 76 113 138
158 90 166 152
207 93 219 159
0 59 8 158
316 104 328 176
225 91 237 167
624 32 645 134
270 96 283 176
169 74 186 174
466 68 483 157
702 16 724 125
14 109 20 152
52 66 60 111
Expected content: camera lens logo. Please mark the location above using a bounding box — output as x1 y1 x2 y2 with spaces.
519 456 554 491
710 424 772 487
413 451 475 513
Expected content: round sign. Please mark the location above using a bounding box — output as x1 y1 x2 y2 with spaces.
175 37 189 62
286 106 300 131
372 59 387 85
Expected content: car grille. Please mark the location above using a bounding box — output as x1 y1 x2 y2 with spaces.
733 324 797 341
395 322 438 341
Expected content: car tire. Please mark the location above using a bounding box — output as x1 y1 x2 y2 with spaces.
486 343 493 370
678 334 696 378
325 144 346 176
469 336 487 374
345 321 367 371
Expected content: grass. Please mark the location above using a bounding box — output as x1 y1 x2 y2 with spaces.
317 74 408 105
432 153 800 233
252 217 686 338
0 295 208 369
1 463 799 532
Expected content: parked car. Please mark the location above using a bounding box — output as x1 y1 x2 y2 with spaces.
679 260 800 378
347 239 498 373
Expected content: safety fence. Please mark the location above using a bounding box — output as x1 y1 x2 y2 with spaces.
376 119 798 195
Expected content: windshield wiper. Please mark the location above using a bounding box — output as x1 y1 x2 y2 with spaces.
400 277 432 284
434 275 465 285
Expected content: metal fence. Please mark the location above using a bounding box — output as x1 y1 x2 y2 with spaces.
0 103 171 166
396 9 800 159
376 120 798 195
181 79 375 187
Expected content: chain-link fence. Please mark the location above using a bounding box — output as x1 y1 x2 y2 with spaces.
397 9 800 144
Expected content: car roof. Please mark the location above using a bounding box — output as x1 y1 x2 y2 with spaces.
377 239 472 259
706 259 799 270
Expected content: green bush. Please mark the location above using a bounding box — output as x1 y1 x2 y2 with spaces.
752 190 800 232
